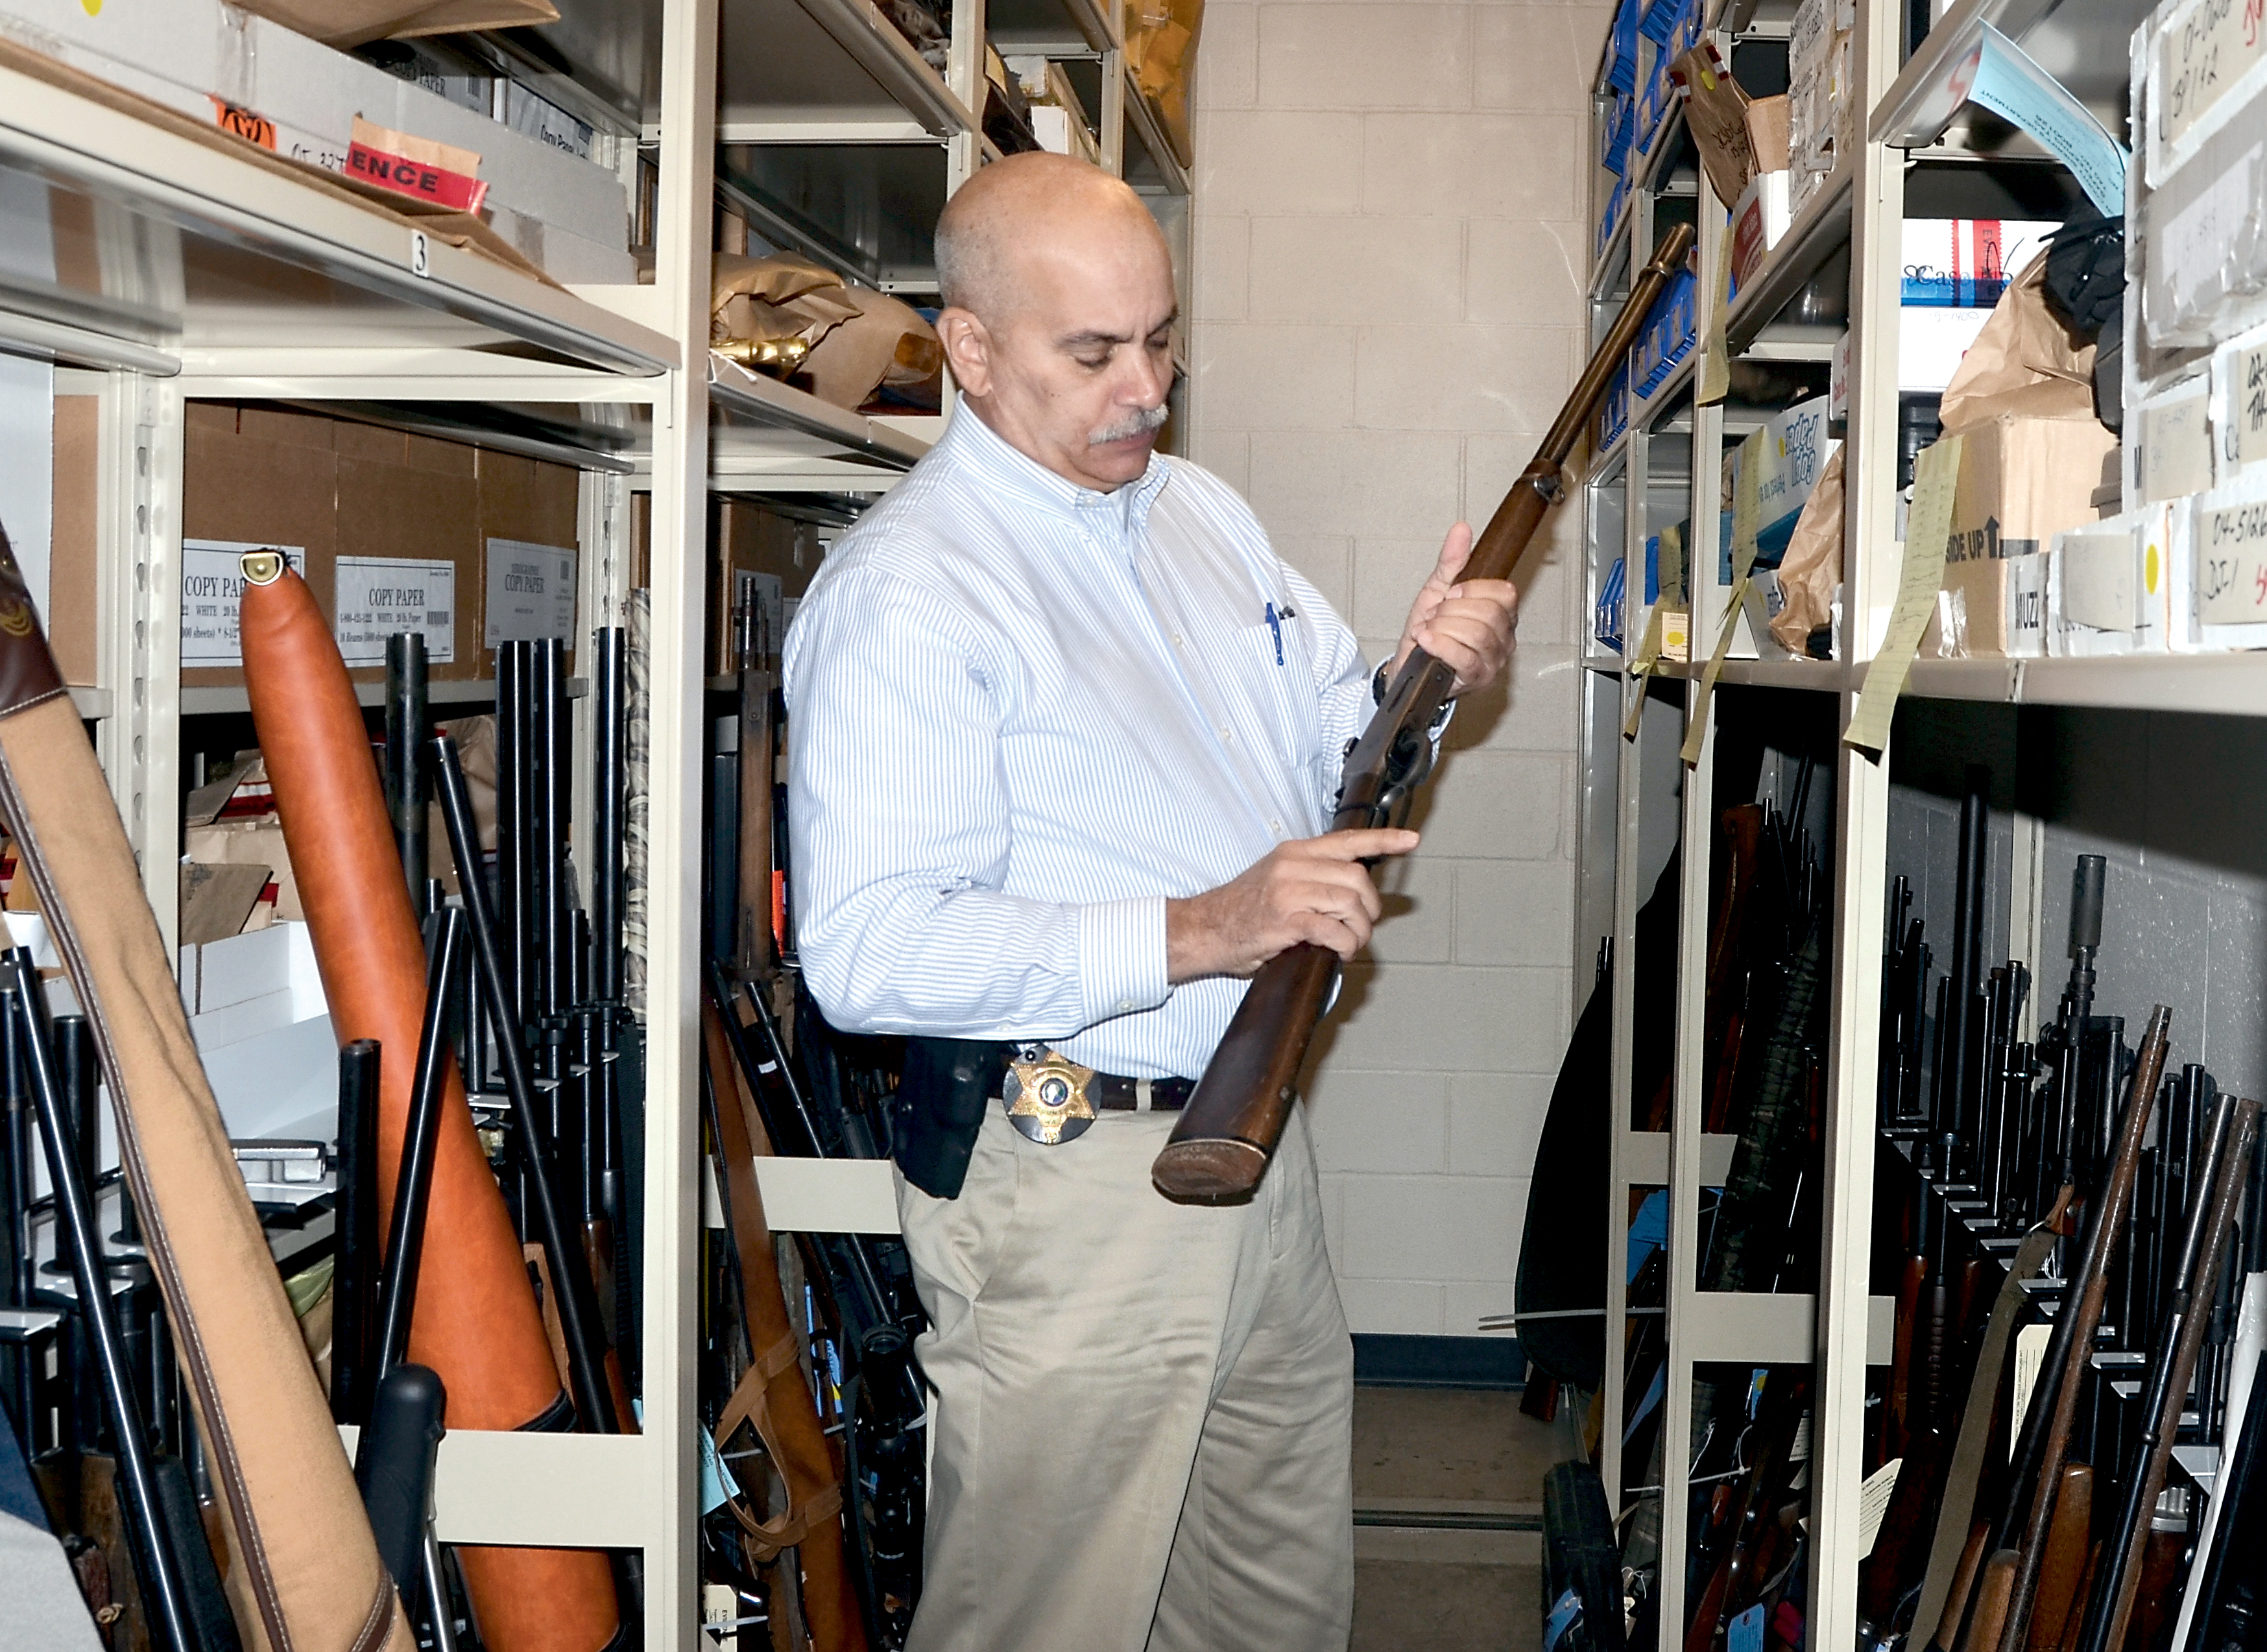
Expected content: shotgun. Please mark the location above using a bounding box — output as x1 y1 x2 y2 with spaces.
2070 1093 2259 1652
1991 1005 2172 1652
1151 219 1697 1203
384 633 429 914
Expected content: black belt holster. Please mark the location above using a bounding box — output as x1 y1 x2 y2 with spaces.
894 1037 1009 1200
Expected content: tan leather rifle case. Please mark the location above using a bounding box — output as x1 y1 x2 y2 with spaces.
237 558 621 1652
0 529 411 1650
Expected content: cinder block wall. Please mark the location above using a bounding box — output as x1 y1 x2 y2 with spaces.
1187 0 1608 1336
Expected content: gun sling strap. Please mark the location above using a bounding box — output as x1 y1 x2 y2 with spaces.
0 531 411 1650
700 996 867 1651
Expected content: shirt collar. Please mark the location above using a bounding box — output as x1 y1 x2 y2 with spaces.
939 393 1173 531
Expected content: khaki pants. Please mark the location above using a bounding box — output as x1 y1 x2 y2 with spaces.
896 1103 1353 1652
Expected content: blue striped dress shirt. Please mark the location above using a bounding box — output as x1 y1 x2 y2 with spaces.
784 398 1376 1082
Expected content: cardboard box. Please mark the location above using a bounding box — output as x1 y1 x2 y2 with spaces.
2211 321 2267 477
2048 505 2180 656
152 403 582 691
2132 377 2214 504
2187 466 2267 647
1901 221 2059 308
0 0 630 280
1733 395 1837 567
1727 171 1791 302
1921 413 2120 656
708 497 826 677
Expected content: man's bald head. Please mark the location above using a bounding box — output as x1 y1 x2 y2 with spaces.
935 152 1169 322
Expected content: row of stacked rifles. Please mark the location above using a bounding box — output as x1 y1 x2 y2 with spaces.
0 614 926 1652
1604 763 2264 1652
1862 770 2263 1652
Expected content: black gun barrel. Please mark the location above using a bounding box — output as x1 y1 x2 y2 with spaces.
1945 767 1989 1180
331 1038 383 1426
533 636 570 1024
385 632 429 912
495 641 529 1034
3 955 199 1652
374 911 465 1379
432 732 619 1436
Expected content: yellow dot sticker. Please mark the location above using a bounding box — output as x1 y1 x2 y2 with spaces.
80 0 99 14
2146 540 2161 594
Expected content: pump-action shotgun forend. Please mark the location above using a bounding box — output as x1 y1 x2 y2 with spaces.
1151 221 1697 1204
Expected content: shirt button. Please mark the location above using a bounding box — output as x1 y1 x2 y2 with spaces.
1118 1000 1134 1012
1271 819 1284 835
1221 728 1234 743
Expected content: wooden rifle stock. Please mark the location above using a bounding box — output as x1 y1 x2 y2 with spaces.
2071 1094 2259 1652
2023 1465 2093 1652
1994 1007 2173 1652
1152 220 1697 1203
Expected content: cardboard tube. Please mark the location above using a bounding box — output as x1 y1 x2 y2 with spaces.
239 562 619 1651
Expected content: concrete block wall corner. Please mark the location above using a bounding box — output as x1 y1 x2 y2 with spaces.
1188 0 1601 1339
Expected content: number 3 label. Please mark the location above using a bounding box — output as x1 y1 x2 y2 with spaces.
410 230 430 279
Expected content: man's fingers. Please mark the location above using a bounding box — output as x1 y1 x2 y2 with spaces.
1312 827 1419 861
1431 521 1475 586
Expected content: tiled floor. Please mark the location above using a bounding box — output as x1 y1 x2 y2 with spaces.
1350 1387 1571 1652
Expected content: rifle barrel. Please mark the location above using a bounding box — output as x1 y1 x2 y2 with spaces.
385 632 429 911
2072 1095 2259 1652
1151 220 1696 1204
372 911 466 1380
433 733 620 1437
1995 1006 2173 1652
331 1038 383 1426
3 955 199 1652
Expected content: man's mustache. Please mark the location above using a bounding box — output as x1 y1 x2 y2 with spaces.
1089 403 1170 445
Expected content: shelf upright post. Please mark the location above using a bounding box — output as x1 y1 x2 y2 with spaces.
946 0 989 193
1806 0 1901 1640
93 370 185 959
1100 52 1127 176
645 0 719 1634
1601 664 1648 1511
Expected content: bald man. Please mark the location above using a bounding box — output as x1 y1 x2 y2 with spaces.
784 153 1517 1651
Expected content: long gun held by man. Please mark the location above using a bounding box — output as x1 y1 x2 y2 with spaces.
1151 220 1696 1204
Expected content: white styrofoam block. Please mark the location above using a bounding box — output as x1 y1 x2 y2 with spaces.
197 1010 339 1142
195 919 296 1013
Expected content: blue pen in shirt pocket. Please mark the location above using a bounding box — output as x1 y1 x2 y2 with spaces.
1263 601 1297 665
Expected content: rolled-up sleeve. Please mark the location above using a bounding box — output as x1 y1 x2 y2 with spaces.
786 566 1171 1039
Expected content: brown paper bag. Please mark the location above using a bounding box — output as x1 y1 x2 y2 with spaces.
1939 252 2099 431
803 288 945 411
1769 443 1843 654
711 254 863 353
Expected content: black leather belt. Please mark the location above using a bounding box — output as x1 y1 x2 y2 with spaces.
999 1045 1192 1144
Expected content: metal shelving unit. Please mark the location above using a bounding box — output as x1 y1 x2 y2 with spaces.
1574 0 2213 1639
0 0 1192 1638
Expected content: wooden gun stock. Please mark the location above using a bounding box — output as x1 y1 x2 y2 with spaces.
1153 220 1697 1204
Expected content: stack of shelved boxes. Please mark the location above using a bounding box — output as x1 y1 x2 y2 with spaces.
2035 0 2267 655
